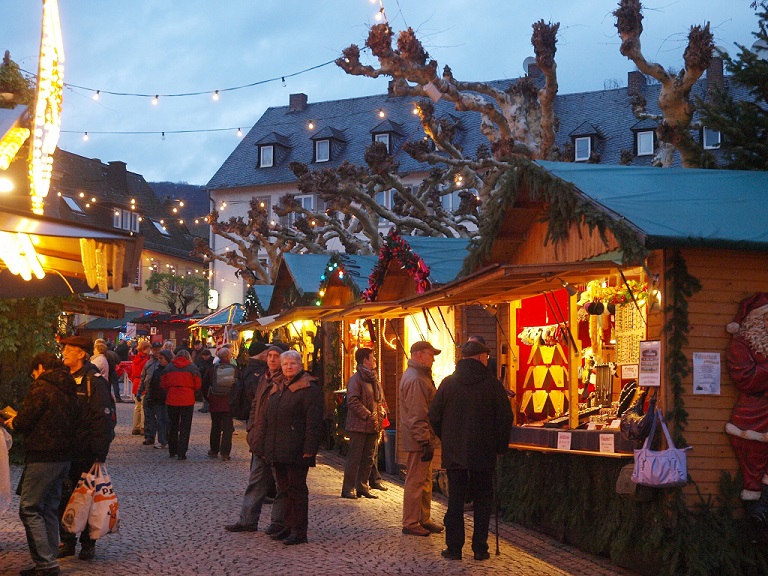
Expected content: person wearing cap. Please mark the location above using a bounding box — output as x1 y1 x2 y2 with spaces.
57 335 116 561
399 340 443 537
141 344 170 448
429 340 513 561
341 347 387 500
725 292 768 527
161 350 201 460
225 345 286 533
235 341 269 420
129 340 152 436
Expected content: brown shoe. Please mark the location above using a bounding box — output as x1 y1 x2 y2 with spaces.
402 526 430 537
422 521 445 533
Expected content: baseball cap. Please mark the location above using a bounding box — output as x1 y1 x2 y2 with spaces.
410 341 441 356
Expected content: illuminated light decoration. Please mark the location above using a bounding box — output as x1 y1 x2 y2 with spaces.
0 177 13 193
130 198 136 204
307 120 314 130
152 95 159 105
281 76 286 87
0 232 46 281
29 0 65 215
412 106 419 115
78 192 84 198
0 126 30 170
179 219 184 224
178 201 184 207
237 128 243 138
172 207 178 213
212 90 220 101
378 109 385 118
92 90 100 101
90 197 96 202
83 132 88 141
194 219 199 224
85 202 90 208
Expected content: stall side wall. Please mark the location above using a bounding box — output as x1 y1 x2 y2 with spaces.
671 247 768 499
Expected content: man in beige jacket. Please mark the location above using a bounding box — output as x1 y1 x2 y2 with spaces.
399 341 444 537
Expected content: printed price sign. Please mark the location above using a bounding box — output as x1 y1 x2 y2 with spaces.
557 432 572 451
599 434 615 453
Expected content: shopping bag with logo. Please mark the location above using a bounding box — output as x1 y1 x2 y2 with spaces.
88 463 120 539
61 462 99 534
631 408 691 488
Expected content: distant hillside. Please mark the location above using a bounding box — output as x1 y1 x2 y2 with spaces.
148 181 210 238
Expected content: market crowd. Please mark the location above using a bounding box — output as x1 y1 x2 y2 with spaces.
2 332 512 575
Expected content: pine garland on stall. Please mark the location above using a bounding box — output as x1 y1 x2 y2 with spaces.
362 229 431 301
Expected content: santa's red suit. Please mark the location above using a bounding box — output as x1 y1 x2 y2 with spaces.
725 294 768 502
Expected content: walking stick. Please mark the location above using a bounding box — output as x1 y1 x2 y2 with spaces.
493 459 500 555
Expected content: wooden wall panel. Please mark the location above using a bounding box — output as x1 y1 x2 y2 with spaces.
673 247 768 498
508 220 621 266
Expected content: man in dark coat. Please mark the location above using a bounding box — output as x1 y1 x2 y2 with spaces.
428 340 513 562
57 336 116 561
4 352 78 576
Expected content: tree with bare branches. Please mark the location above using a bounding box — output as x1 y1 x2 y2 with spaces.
614 0 714 167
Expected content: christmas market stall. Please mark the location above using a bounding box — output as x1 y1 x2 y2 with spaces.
401 160 768 573
188 303 246 354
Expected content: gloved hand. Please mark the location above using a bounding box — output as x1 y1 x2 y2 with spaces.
420 443 434 462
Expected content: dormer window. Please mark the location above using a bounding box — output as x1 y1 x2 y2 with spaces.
574 137 591 162
259 145 274 168
374 133 390 152
636 130 655 156
62 195 84 213
703 126 721 150
315 139 330 162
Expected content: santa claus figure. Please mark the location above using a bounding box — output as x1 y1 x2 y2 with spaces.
725 292 768 527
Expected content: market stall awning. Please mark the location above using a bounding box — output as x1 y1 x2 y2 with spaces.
321 301 410 321
248 305 346 330
61 297 126 320
399 260 620 310
189 303 244 329
80 308 150 329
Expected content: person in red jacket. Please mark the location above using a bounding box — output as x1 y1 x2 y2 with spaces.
130 340 152 436
161 350 201 460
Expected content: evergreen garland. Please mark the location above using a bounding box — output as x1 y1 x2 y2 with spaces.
362 228 431 301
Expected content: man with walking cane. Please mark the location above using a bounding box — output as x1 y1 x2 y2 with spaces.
429 339 512 561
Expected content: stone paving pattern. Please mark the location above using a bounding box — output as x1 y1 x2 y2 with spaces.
0 402 640 575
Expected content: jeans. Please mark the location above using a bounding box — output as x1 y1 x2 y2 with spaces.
342 431 377 495
273 462 310 538
167 405 194 457
444 468 494 554
59 460 96 549
238 454 285 528
144 398 168 444
20 461 70 569
209 412 234 456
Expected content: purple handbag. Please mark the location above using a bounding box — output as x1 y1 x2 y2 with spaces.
631 408 691 488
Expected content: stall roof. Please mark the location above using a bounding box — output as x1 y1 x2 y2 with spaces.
247 305 346 330
81 309 150 330
321 300 409 321
338 254 378 292
253 285 274 310
406 236 471 284
282 253 334 295
189 303 244 328
537 161 768 250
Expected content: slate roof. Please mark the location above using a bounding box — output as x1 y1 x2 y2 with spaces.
207 69 749 192
537 161 768 250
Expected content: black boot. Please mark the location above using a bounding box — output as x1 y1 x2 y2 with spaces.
748 485 768 529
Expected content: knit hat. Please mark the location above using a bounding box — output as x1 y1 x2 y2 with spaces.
727 292 768 334
461 340 491 357
248 341 268 356
159 350 174 362
267 345 285 355
271 341 291 352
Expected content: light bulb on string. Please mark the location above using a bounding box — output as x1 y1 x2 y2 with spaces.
212 90 220 101
281 77 286 87
307 120 314 130
378 109 386 118
83 132 88 141
161 131 166 141
236 128 243 137
92 90 100 101
152 95 159 105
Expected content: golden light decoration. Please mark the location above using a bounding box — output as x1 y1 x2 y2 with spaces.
0 232 46 281
0 126 30 170
28 0 65 215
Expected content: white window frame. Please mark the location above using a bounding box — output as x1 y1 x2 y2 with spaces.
151 219 171 236
288 195 314 225
374 133 390 152
131 212 140 233
574 136 591 162
260 145 274 168
132 262 142 287
375 189 391 224
150 261 159 274
121 209 131 231
703 126 721 150
62 195 84 214
315 139 330 162
113 210 121 228
636 130 654 156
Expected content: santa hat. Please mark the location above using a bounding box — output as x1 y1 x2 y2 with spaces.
726 292 768 334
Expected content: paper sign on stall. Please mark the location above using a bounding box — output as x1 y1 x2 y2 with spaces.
599 434 615 453
639 340 662 387
557 432 572 451
693 352 721 395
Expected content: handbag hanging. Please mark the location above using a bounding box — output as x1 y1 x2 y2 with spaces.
631 408 691 488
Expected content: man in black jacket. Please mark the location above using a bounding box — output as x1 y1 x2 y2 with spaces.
57 336 116 561
4 352 78 576
428 340 513 562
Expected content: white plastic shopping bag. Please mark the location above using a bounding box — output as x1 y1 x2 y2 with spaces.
61 462 98 534
87 463 120 539
0 428 12 514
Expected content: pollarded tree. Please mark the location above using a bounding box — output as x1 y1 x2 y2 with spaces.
698 1 768 170
614 0 715 167
144 271 208 315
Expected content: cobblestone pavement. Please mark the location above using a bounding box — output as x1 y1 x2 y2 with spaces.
0 402 639 576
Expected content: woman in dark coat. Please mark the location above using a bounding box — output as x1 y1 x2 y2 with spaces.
256 350 323 545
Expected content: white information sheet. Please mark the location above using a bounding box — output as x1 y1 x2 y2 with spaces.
557 432 572 451
638 340 662 387
693 352 721 395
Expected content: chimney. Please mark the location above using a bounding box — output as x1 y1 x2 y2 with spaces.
627 70 646 98
106 160 128 192
706 56 724 102
527 62 543 79
289 93 308 112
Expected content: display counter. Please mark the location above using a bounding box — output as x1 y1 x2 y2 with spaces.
509 425 635 457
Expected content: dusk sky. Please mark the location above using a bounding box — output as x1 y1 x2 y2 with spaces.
4 0 760 185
